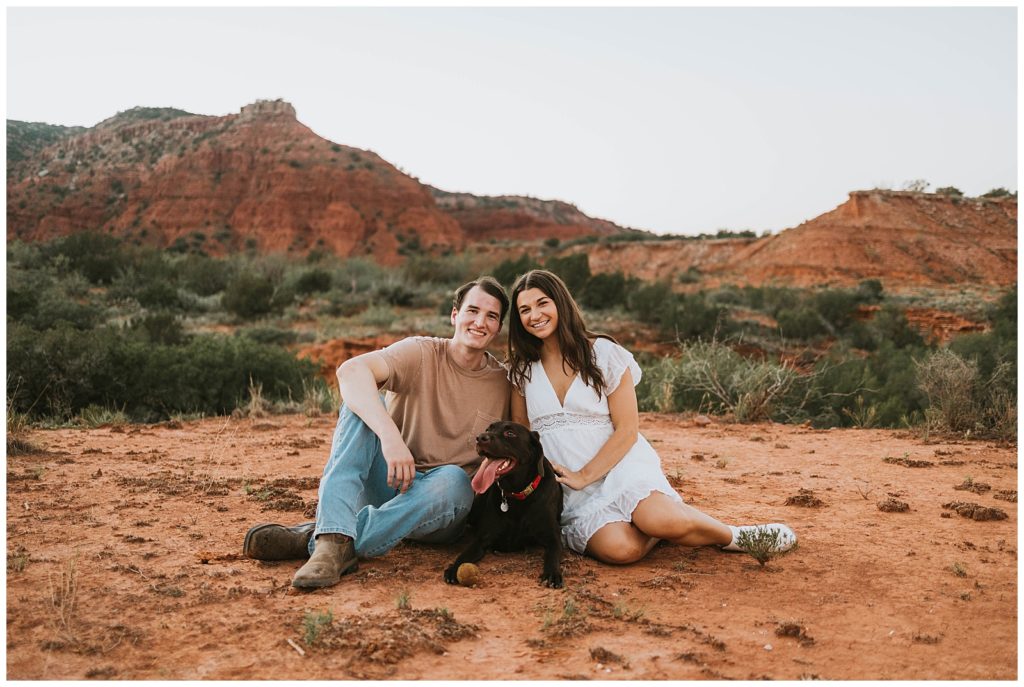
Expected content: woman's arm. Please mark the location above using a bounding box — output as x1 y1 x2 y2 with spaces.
550 368 639 490
511 388 530 427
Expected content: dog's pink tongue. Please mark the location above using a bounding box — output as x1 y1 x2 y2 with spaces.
471 458 501 495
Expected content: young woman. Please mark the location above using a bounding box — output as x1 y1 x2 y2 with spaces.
507 269 796 563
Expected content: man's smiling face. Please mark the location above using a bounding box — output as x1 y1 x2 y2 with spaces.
450 285 503 351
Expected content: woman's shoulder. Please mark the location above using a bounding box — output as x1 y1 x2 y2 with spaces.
590 335 629 358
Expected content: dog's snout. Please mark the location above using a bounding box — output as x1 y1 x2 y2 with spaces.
476 433 491 444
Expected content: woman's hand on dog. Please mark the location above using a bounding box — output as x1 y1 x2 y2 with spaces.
550 461 589 491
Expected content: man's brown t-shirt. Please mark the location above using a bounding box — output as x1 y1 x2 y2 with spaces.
379 337 510 475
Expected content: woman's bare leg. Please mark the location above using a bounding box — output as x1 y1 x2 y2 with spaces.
585 521 659 564
584 492 734 564
631 492 733 547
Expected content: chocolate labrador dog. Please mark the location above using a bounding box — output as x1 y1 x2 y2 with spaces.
444 420 564 588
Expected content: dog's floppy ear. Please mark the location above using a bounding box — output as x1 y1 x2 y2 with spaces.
530 430 545 476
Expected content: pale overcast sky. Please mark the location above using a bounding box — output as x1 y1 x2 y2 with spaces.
5 6 1017 235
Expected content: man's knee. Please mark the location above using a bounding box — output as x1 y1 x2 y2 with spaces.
422 465 474 509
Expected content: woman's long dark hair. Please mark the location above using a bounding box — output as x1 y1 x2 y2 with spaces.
507 269 614 395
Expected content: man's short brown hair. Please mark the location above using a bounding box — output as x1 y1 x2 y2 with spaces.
453 276 510 325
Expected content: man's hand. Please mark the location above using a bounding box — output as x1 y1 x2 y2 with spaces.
382 439 416 493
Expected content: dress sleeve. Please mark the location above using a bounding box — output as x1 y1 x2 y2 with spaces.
595 338 642 395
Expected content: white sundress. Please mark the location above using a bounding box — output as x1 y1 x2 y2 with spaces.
520 337 684 553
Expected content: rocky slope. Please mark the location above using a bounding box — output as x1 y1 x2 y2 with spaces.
560 190 1017 290
6 100 625 263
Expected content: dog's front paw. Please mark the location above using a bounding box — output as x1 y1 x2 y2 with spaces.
540 570 563 589
443 564 460 585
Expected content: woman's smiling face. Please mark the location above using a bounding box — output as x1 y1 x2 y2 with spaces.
516 287 559 340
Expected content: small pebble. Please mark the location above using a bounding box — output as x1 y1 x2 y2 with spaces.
764 643 773 651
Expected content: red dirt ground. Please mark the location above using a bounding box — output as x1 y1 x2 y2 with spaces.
5 413 1017 680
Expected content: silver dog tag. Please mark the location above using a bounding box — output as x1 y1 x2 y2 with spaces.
500 500 509 512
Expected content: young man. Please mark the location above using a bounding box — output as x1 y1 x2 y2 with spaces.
243 277 511 589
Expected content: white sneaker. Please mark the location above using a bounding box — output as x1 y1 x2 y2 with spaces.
722 523 797 553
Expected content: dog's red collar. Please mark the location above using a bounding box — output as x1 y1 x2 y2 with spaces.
508 474 542 500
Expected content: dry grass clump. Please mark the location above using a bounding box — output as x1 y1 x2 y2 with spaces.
941 501 1008 521
877 497 910 513
7 394 41 455
784 488 825 508
916 348 1016 442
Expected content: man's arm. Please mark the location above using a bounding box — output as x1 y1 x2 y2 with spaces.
337 351 416 493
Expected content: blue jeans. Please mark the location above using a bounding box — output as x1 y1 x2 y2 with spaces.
307 404 475 558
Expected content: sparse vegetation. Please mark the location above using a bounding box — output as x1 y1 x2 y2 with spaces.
302 610 334 646
4 227 1015 437
48 557 80 644
735 527 793 568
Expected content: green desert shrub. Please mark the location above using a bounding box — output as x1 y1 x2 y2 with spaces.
131 312 188 346
17 288 102 331
627 284 727 340
43 231 132 284
775 306 827 340
493 253 541 287
179 253 231 296
294 268 333 295
222 272 276 319
856 278 884 303
402 254 474 287
544 253 591 293
640 340 801 421
868 304 925 349
812 288 861 333
7 322 316 422
580 271 631 310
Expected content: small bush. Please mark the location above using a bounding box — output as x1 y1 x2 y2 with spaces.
916 348 980 434
651 340 801 421
856 279 884 303
776 306 826 340
580 271 630 310
493 253 541 287
402 254 473 286
45 231 131 284
19 289 102 331
981 187 1015 198
222 272 276 319
302 610 333 646
544 253 591 293
135 280 182 310
735 527 792 567
180 254 230 296
132 313 188 345
812 289 861 332
870 304 924 349
294 268 333 295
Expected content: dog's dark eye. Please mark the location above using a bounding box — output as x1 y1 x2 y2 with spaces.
503 430 516 438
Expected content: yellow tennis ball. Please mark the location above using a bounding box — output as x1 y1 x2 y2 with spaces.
456 562 480 587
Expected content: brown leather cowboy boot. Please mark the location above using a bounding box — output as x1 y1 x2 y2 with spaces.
243 523 315 560
291 533 358 588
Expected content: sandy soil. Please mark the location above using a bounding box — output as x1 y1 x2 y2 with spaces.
6 412 1017 680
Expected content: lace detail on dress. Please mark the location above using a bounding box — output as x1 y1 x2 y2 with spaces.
533 412 613 433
